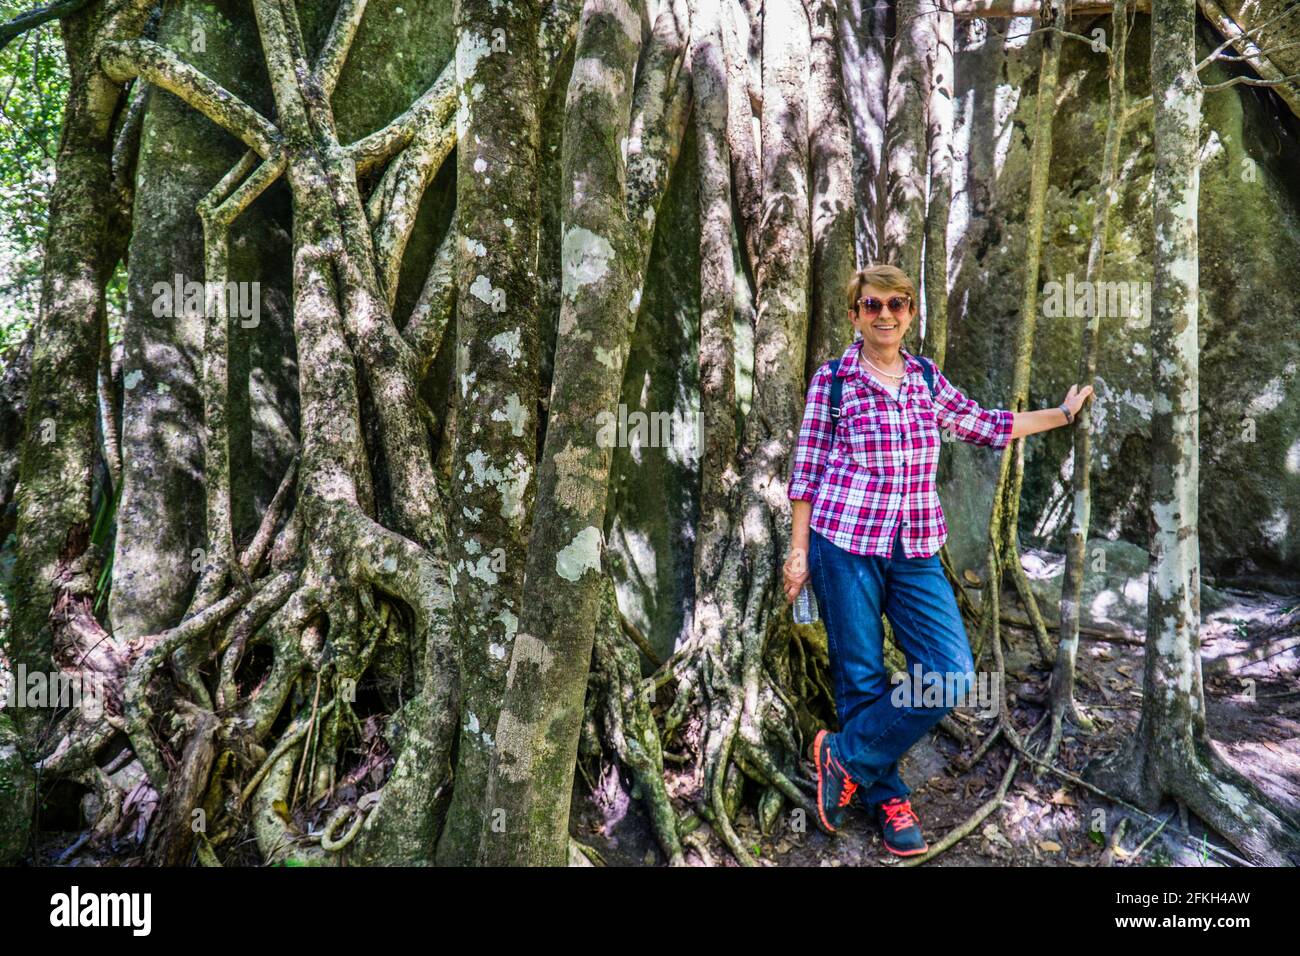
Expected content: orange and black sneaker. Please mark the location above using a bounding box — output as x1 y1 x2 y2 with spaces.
813 729 857 833
876 796 928 856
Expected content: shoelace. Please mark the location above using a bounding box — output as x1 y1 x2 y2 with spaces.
882 799 918 831
827 751 858 807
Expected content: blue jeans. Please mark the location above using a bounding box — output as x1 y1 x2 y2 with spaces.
808 526 975 805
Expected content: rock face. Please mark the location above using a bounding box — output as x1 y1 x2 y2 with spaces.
940 14 1300 581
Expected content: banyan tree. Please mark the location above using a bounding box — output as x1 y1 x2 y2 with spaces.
2 0 1300 866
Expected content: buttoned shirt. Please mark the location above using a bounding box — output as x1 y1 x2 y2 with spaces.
787 339 1014 558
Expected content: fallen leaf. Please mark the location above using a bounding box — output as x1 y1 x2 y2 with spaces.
982 824 1012 850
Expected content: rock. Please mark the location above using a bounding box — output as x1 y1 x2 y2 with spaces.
899 732 952 790
1015 537 1231 635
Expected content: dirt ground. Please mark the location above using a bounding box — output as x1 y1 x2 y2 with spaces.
574 583 1300 867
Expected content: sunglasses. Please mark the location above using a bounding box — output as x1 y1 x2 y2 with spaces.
856 294 912 317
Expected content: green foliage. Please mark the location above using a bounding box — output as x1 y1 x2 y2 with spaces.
0 5 68 353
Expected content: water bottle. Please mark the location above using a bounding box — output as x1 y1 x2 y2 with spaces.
793 582 819 624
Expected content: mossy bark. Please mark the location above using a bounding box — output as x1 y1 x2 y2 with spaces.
435 0 543 866
478 0 649 867
4 0 156 864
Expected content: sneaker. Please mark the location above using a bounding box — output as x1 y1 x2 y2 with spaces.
813 729 857 833
876 796 928 856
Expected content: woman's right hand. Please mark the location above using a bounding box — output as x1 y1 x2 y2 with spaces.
783 547 810 604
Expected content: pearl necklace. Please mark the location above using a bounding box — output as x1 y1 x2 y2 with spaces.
861 353 906 380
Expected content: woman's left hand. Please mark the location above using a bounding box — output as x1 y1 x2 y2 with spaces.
1062 383 1095 418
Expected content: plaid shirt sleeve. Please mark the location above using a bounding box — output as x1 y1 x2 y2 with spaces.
788 362 835 502
931 364 1014 450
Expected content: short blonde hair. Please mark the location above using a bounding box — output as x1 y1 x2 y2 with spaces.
846 264 917 314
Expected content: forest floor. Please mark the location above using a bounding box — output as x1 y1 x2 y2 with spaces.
575 581 1300 867
21 576 1299 868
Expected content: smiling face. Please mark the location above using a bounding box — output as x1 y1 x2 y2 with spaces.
849 283 917 351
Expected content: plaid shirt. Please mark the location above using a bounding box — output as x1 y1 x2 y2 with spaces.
788 340 1013 558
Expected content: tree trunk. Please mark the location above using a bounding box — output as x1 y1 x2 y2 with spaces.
883 0 927 294
6 0 154 863
478 0 686 866
921 0 953 364
807 0 857 371
693 0 737 600
837 0 891 266
435 0 543 867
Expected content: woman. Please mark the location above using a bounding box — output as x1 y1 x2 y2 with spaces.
783 264 1093 855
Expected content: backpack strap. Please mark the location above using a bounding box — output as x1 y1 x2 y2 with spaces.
917 355 936 398
828 359 844 437
828 355 933 437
